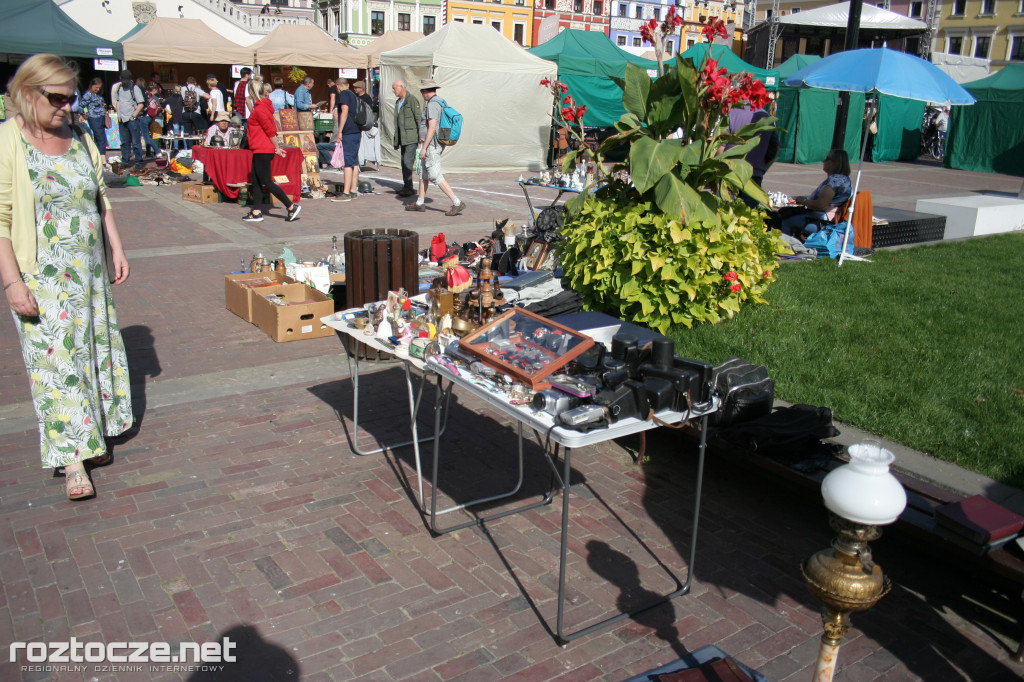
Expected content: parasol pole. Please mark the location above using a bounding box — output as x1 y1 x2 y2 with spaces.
838 93 876 266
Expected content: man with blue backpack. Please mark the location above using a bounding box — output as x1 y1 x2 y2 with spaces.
405 79 466 216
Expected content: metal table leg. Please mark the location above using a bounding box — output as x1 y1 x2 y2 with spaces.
337 335 450 509
428 385 561 534
554 413 710 643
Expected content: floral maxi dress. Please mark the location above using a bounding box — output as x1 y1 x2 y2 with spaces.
12 133 133 468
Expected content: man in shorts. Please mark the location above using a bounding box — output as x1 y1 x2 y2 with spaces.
405 79 465 216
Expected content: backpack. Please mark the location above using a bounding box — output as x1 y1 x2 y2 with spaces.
183 86 199 112
432 98 463 146
354 97 376 131
146 94 162 118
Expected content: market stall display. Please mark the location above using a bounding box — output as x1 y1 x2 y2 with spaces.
190 146 303 202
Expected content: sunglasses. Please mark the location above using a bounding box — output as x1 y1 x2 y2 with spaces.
35 87 77 109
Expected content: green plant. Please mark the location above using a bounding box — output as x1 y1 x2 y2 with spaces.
554 18 784 332
288 67 307 84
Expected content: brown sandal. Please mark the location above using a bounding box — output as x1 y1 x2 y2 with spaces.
65 470 95 500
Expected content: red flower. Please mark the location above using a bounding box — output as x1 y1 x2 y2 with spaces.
559 83 568 93
540 78 551 87
701 17 728 43
730 283 742 293
574 105 587 122
563 95 575 106
724 271 738 281
562 108 577 123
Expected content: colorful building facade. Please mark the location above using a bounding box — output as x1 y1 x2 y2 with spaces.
609 0 743 56
532 0 610 47
449 0 536 46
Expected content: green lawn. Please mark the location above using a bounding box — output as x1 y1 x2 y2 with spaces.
666 233 1024 488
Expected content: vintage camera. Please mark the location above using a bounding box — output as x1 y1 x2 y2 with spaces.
557 404 610 431
532 389 580 416
547 374 595 399
592 380 648 422
611 333 641 378
636 335 714 411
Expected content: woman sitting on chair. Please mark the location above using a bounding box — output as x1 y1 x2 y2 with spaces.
781 149 852 237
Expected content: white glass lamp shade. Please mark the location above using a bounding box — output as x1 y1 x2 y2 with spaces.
821 441 908 526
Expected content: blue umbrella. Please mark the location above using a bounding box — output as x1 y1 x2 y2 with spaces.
784 47 976 105
784 48 975 264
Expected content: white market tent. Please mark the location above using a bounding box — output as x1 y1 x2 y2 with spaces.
379 22 557 172
251 24 365 68
930 51 991 84
776 2 927 32
358 31 425 69
121 17 253 64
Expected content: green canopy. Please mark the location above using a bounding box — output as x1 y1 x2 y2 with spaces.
775 86 864 164
945 64 1024 176
680 43 780 91
528 30 659 127
775 53 820 79
0 0 123 60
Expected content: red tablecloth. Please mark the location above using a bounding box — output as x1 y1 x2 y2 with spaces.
191 146 303 202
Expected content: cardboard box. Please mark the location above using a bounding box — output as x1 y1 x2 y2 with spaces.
225 272 295 322
182 182 220 204
251 283 334 342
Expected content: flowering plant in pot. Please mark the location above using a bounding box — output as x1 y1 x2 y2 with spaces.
552 18 784 333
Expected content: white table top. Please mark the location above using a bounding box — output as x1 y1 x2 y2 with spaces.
323 309 717 450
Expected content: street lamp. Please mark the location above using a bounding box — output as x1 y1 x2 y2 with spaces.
803 440 907 682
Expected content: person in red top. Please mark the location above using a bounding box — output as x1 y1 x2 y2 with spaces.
243 76 300 223
233 67 252 119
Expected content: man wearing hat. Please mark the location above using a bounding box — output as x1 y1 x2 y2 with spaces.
204 111 237 146
405 79 465 216
391 79 420 196
113 69 146 168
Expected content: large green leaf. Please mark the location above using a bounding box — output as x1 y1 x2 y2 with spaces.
622 62 651 120
630 137 682 194
653 173 685 218
723 159 754 190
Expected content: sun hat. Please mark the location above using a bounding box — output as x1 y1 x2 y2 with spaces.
214 111 231 122
353 81 365 89
419 79 440 91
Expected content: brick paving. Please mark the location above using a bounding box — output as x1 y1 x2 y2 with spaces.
1 162 1023 681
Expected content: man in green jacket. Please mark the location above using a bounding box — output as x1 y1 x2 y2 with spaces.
392 79 421 197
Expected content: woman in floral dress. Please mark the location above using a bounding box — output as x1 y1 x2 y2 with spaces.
1 54 133 500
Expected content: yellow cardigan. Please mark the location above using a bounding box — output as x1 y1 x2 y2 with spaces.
0 118 111 276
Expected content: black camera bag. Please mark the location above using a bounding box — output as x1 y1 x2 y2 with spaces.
710 357 775 427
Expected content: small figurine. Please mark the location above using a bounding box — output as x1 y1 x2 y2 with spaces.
376 318 393 340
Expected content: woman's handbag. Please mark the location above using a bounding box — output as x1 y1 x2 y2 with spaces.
104 111 112 129
330 139 345 169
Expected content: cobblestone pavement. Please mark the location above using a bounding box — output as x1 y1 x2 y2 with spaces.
1 163 1023 681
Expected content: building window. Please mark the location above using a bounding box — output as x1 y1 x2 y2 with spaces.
666 39 674 54
619 3 627 17
398 13 410 31
765 9 773 19
948 35 963 53
1012 36 1024 60
473 19 483 24
687 38 695 48
980 0 994 13
594 0 602 14
371 10 384 34
635 5 643 18
492 20 501 31
632 36 641 46
792 7 801 13
951 0 965 15
909 1 922 17
974 35 991 57
514 22 525 44
574 0 583 11
653 7 660 19
454 17 464 22
423 15 436 34
546 0 555 7
617 35 626 45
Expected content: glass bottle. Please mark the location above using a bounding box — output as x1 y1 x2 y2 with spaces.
328 235 344 273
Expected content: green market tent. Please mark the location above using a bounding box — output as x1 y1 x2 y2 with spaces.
774 53 923 164
680 43 780 91
945 64 1024 176
776 54 821 79
1 0 123 60
528 30 659 127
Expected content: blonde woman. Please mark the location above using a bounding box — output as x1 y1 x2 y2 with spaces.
0 54 133 500
243 76 300 223
206 75 224 121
